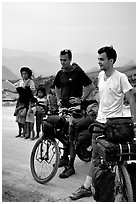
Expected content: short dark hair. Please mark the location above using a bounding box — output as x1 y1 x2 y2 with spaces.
36 86 46 97
98 46 117 64
60 49 72 60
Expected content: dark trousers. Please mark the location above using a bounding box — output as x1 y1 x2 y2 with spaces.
26 122 35 138
36 112 43 135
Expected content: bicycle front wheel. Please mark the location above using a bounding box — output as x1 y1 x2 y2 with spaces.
114 163 133 202
30 137 60 184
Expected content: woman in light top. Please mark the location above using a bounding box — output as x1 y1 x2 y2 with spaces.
14 66 36 95
14 67 36 138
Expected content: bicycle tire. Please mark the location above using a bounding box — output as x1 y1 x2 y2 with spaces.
114 163 133 202
30 137 60 184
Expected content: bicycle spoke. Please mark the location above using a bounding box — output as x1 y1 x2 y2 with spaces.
30 138 60 183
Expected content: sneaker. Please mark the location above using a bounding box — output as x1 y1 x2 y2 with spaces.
59 165 75 178
58 156 69 168
15 134 21 138
69 185 93 200
24 135 30 139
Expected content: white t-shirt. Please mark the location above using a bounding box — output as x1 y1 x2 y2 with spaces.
96 70 132 123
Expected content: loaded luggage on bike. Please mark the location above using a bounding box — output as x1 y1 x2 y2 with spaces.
30 99 98 183
89 117 136 202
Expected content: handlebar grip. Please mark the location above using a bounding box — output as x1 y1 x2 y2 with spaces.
88 123 105 133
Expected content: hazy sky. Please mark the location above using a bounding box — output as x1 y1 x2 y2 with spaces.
2 1 136 61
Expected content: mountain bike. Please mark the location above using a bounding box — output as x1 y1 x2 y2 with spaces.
89 121 136 202
30 101 96 184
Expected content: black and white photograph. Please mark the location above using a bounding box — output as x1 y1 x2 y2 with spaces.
2 1 136 202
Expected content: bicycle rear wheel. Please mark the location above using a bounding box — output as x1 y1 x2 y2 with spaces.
30 137 60 184
114 163 133 202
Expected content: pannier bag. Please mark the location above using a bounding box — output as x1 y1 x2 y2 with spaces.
42 115 67 139
97 139 136 162
42 121 55 139
46 115 66 129
92 166 115 202
105 117 135 143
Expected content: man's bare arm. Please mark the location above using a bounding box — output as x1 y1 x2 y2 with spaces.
81 83 95 101
125 89 136 123
69 83 95 104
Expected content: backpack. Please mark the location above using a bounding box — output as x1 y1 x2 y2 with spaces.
126 162 136 201
105 117 135 143
92 166 115 202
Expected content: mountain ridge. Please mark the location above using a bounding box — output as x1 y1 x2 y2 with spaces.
2 65 18 80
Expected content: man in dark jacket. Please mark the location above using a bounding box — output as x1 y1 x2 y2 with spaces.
53 49 95 178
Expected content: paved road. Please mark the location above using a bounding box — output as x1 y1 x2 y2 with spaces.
2 105 95 202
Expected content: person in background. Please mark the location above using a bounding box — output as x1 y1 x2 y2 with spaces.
6 66 35 97
14 99 27 138
69 45 136 200
47 85 58 113
14 67 36 95
25 97 37 140
35 86 48 139
13 67 36 137
53 49 95 178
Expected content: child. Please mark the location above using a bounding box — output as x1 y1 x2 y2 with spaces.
36 87 48 139
47 87 58 113
15 99 27 138
25 97 37 140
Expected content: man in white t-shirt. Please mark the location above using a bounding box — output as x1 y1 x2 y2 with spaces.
97 62 134 123
70 46 136 200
